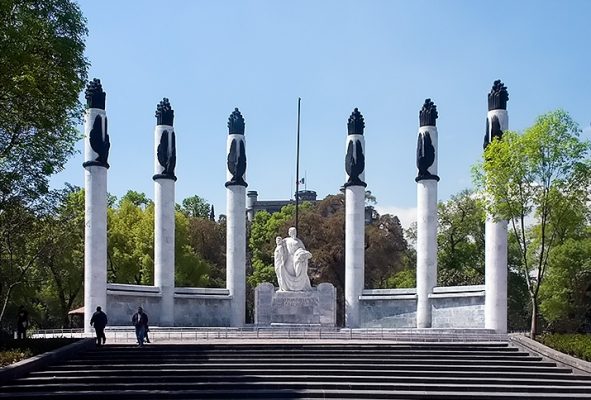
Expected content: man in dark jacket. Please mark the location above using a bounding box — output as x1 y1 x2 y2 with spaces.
132 307 149 347
16 306 28 339
90 306 108 347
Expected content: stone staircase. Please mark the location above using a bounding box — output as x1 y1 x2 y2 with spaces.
1 341 590 399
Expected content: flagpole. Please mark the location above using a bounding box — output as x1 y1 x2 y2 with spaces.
295 97 301 233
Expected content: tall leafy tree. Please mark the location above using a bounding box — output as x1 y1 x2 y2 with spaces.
437 190 486 286
473 110 591 337
179 195 211 219
107 191 211 287
0 0 88 205
0 0 88 330
186 217 226 287
35 187 85 328
539 229 591 332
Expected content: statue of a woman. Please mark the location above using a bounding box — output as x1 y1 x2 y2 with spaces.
273 227 312 291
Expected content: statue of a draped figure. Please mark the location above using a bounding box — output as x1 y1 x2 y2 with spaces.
274 227 312 291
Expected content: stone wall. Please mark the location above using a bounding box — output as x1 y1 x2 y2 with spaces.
359 285 485 329
105 284 232 326
360 288 417 328
430 285 485 329
174 287 232 327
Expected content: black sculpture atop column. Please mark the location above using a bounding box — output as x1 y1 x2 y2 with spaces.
483 80 509 149
83 78 110 168
85 78 106 110
416 98 438 182
344 108 366 188
488 80 509 111
226 108 247 187
155 98 176 179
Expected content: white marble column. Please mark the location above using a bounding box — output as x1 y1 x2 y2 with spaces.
84 167 107 334
226 185 246 326
345 185 365 328
415 100 439 329
153 99 176 326
83 79 109 334
344 108 366 328
226 108 247 327
484 81 509 333
416 179 438 328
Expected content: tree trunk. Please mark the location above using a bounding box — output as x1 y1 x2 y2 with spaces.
530 296 538 339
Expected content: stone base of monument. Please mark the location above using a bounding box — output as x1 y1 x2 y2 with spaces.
255 282 336 327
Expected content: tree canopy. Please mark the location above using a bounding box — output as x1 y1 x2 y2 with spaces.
473 110 591 337
0 0 88 205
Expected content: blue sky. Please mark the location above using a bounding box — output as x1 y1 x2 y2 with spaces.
51 0 591 227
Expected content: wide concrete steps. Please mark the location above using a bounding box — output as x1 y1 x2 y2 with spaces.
1 342 590 399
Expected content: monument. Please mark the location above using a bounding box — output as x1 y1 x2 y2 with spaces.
344 108 366 328
83 79 109 334
226 108 248 326
153 98 176 326
255 227 336 326
484 80 509 333
274 227 312 292
415 98 439 328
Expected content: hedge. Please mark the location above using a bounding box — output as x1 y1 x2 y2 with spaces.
538 333 591 362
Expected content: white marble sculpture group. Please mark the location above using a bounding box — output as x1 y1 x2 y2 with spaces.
273 227 312 291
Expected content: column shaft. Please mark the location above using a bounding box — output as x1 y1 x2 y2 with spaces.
84 166 108 334
154 178 175 326
226 185 246 326
485 218 508 332
416 180 438 328
484 107 509 333
345 185 365 328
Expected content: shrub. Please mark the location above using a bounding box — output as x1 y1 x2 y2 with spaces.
538 333 591 362
0 338 79 367
0 349 33 367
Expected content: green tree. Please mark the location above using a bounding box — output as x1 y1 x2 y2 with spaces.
179 195 211 219
174 211 209 287
0 0 88 206
35 186 84 328
107 191 211 287
186 217 226 287
108 195 154 284
473 110 591 337
539 230 591 332
437 190 486 286
365 214 409 288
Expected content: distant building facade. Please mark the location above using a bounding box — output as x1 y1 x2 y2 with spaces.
246 190 317 221
246 189 376 225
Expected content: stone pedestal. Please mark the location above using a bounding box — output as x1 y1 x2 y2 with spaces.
255 283 336 326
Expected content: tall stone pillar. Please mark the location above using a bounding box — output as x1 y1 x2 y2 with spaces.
344 108 366 328
484 80 509 333
83 79 110 334
225 108 247 327
153 98 177 326
415 99 439 329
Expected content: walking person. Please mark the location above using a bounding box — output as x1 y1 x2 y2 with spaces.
132 306 149 347
90 306 108 347
16 306 28 339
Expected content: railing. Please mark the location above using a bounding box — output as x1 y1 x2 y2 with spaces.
32 326 508 343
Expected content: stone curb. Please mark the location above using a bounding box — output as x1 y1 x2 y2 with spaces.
509 333 591 376
0 338 95 385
